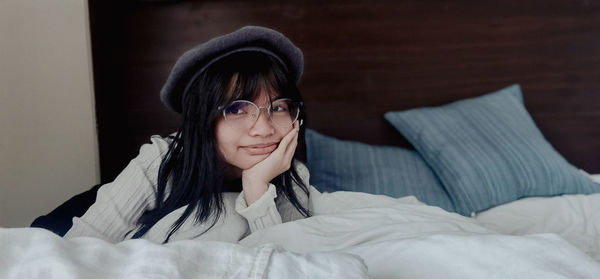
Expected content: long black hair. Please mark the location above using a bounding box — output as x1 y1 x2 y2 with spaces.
132 51 310 242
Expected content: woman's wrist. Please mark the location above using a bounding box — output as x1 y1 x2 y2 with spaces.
241 175 269 205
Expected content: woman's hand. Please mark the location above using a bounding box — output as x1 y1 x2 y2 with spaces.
241 121 299 205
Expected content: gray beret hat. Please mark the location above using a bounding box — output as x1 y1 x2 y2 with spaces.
160 26 304 113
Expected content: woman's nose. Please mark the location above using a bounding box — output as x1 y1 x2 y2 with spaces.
248 108 275 137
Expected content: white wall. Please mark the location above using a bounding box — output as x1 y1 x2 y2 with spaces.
0 0 99 227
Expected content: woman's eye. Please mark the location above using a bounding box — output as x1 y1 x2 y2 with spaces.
226 108 247 115
227 109 244 115
271 105 288 112
225 103 248 115
271 100 291 112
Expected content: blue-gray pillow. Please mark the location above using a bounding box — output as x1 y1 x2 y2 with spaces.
305 129 455 212
384 84 600 216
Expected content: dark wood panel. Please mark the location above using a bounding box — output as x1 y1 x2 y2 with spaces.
90 0 600 182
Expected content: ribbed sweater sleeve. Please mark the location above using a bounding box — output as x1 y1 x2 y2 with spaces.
234 184 282 232
234 161 313 233
64 136 169 243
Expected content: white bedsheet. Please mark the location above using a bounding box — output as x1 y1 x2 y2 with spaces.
475 173 600 261
475 193 600 261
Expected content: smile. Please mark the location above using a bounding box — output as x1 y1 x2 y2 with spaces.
241 143 278 155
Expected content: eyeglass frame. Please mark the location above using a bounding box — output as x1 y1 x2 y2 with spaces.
217 98 303 128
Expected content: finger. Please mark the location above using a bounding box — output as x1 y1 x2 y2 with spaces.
289 127 299 150
267 128 296 166
265 130 294 161
283 125 299 154
277 125 298 151
267 124 299 162
278 133 297 171
283 130 299 162
285 121 300 153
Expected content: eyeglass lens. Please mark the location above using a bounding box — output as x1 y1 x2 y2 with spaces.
222 99 300 128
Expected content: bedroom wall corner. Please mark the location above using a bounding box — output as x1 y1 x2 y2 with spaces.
0 0 99 227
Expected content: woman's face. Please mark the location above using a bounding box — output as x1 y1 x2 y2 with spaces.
215 84 294 177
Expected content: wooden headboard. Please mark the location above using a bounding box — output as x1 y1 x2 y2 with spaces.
90 0 600 182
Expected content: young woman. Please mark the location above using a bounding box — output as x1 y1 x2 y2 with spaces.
64 26 316 244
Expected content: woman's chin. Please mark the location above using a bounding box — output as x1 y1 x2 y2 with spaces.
238 154 271 170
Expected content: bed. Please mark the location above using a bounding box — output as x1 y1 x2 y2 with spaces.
3 0 600 278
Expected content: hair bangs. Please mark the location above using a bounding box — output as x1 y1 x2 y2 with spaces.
220 52 297 107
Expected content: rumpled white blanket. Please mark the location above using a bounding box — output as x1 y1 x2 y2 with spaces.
476 193 600 261
240 191 600 279
0 227 368 279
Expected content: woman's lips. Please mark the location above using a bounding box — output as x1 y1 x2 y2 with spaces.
241 143 278 155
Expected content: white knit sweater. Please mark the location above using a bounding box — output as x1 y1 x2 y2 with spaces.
64 135 314 244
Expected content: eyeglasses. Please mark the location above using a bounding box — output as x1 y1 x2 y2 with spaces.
218 98 302 128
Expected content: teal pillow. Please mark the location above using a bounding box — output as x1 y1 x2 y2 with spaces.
384 84 600 216
305 129 455 212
